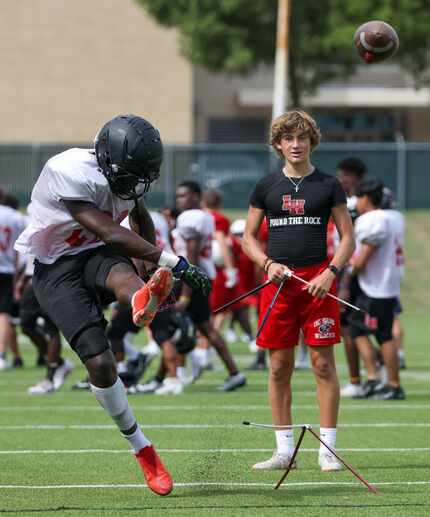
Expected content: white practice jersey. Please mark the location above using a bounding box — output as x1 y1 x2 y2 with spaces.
0 205 26 274
121 211 172 253
355 209 405 298
172 209 216 280
15 148 133 264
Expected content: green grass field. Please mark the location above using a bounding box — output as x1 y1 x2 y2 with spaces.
1 211 429 516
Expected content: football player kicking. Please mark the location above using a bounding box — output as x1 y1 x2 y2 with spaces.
14 114 210 496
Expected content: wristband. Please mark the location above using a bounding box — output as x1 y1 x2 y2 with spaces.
328 264 339 276
158 251 180 269
264 259 274 273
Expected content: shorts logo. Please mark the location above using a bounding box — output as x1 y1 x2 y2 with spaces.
364 313 378 330
314 317 336 339
282 195 305 215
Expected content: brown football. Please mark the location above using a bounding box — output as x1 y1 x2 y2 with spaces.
354 21 399 64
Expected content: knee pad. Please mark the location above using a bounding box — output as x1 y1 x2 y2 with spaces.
72 324 110 362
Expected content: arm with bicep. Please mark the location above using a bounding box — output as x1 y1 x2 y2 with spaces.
129 200 156 244
129 200 156 277
63 200 163 263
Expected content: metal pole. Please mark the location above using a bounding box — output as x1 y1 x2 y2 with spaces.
395 131 407 210
272 0 291 119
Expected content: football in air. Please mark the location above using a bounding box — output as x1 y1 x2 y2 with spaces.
354 20 399 64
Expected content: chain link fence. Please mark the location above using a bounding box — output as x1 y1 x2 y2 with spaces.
0 143 429 210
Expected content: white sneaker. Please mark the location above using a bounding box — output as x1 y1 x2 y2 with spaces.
0 357 10 371
253 451 297 470
53 359 74 390
141 340 160 358
28 379 55 395
155 377 183 395
217 372 246 392
131 379 161 394
224 329 238 344
319 452 342 472
340 383 364 398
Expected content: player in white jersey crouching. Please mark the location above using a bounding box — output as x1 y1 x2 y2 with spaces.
14 115 210 496
349 180 405 400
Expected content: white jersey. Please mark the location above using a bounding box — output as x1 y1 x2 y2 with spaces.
355 209 404 298
172 209 216 280
0 205 26 274
15 148 133 264
121 211 172 253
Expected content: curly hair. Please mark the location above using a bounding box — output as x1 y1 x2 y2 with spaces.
270 109 321 158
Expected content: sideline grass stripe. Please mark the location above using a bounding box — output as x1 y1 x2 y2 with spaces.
1 447 430 454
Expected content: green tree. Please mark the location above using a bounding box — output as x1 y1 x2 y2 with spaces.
136 0 430 106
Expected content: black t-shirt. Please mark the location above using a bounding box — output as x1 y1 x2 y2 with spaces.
249 168 346 267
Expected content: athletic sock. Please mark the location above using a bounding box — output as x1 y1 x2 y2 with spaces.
47 362 59 381
122 425 151 453
319 427 337 456
275 429 295 455
90 377 151 452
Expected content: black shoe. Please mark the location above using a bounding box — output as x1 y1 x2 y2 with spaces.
246 359 267 371
120 353 150 385
12 357 24 368
373 384 406 400
71 378 90 391
360 379 384 398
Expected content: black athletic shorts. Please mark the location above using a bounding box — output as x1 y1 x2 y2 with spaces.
107 303 139 355
348 286 396 345
150 307 175 346
0 273 14 314
33 246 136 356
172 281 212 327
340 274 360 328
20 280 58 337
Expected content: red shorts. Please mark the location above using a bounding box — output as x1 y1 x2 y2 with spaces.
210 267 238 313
256 261 340 349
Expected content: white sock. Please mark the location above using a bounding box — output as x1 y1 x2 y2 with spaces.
90 378 151 453
319 427 337 456
124 333 140 361
275 429 295 455
177 366 187 383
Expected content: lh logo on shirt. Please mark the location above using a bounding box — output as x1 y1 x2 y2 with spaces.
282 195 305 215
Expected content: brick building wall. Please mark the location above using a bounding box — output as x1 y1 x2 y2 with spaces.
0 0 193 143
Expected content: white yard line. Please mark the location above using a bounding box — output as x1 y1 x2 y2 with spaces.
0 447 429 454
1 481 430 489
1 404 430 411
0 422 429 430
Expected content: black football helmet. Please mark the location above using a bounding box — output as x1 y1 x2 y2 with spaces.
95 114 163 200
168 311 196 355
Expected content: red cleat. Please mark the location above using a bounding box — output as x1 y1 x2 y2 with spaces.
135 445 173 496
132 267 174 327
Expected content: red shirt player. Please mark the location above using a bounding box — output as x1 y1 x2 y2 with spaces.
202 190 238 326
242 110 354 472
